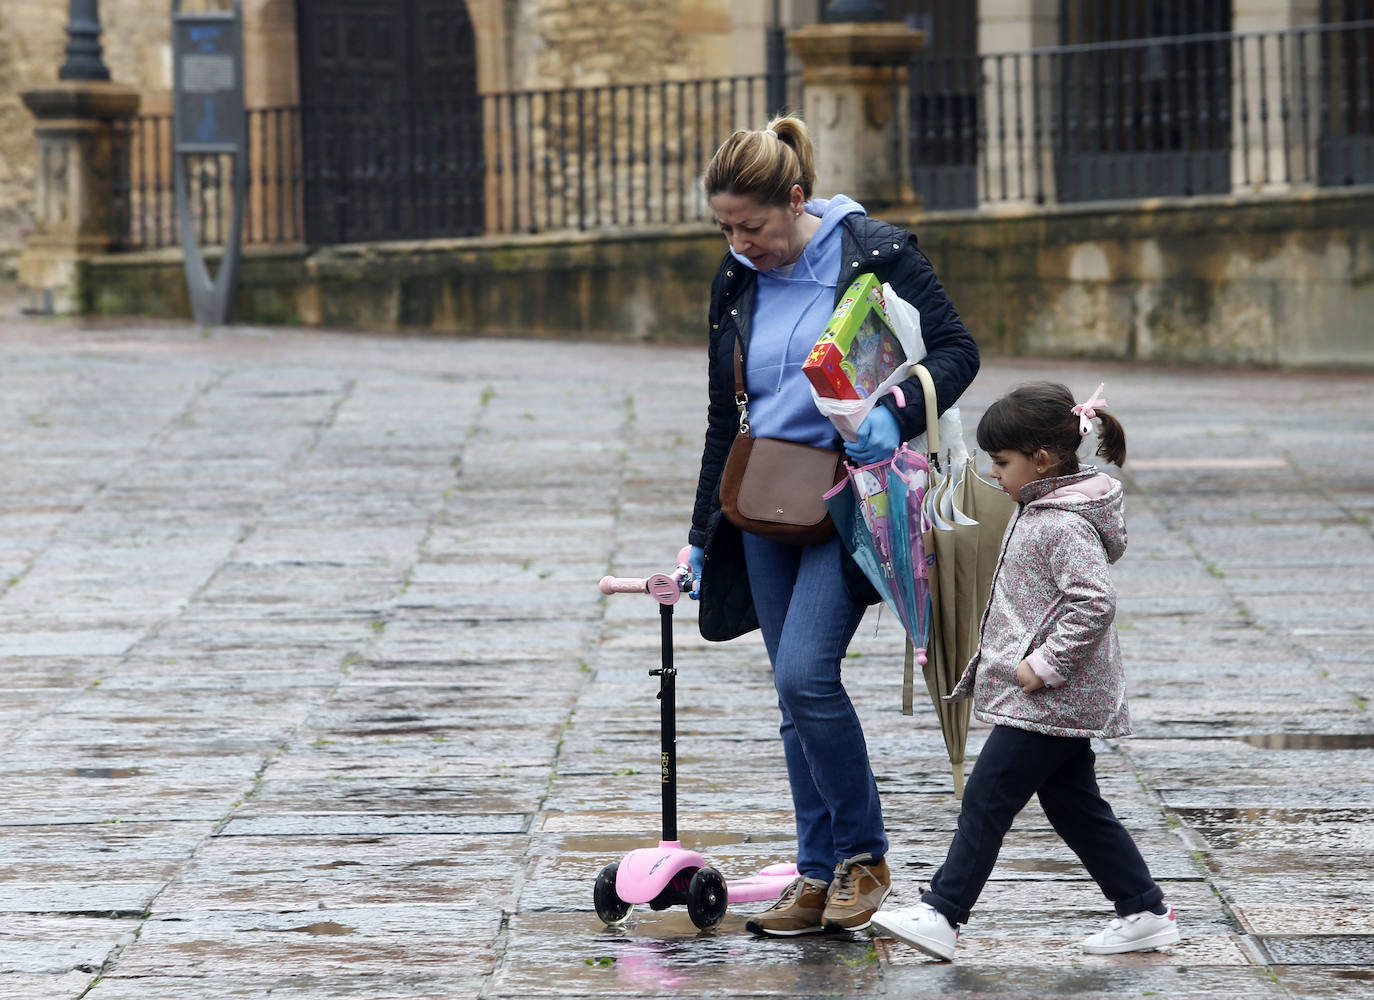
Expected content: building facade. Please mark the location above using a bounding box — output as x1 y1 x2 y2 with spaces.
2 1 1370 273
0 0 818 273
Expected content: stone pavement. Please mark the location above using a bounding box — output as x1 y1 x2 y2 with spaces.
0 312 1370 999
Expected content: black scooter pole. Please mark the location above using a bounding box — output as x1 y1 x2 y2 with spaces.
656 603 677 843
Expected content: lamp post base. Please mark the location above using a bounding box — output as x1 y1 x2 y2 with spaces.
788 22 927 210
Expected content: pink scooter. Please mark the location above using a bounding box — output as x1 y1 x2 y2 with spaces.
595 548 798 929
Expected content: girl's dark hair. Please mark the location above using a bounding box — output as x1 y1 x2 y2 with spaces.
975 381 1126 476
703 114 816 206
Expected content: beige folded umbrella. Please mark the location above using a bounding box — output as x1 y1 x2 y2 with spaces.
909 368 972 796
953 458 1016 675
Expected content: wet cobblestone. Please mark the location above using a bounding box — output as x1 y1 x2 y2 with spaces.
0 314 1370 998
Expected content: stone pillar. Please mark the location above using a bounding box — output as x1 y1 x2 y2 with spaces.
16 81 140 315
1231 0 1322 192
788 22 925 208
979 0 1059 207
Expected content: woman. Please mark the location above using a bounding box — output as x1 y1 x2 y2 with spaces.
687 115 979 937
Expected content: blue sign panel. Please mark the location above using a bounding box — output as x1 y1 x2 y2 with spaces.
173 14 244 152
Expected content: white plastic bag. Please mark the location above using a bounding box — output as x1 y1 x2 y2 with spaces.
877 283 970 466
810 283 970 464
809 282 924 442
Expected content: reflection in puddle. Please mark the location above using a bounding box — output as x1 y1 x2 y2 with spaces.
1238 733 1374 750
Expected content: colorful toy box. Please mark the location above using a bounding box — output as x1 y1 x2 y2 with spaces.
803 273 906 400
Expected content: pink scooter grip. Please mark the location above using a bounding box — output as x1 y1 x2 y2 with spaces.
599 576 649 595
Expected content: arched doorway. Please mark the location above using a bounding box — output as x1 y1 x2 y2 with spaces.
296 0 485 243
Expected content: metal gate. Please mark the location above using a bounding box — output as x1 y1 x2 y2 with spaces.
1319 0 1374 186
1056 0 1232 202
895 0 980 210
296 0 484 243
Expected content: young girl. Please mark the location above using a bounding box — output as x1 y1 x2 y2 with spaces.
871 381 1180 960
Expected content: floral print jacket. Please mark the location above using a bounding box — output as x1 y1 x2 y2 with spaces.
948 467 1130 739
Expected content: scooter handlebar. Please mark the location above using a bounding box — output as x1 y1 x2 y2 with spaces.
598 548 694 606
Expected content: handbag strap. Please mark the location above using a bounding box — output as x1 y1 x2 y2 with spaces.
912 363 940 466
733 338 750 435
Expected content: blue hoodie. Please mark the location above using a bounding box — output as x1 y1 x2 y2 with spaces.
732 195 866 449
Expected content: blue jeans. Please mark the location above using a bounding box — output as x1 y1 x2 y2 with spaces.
923 725 1164 926
741 531 888 881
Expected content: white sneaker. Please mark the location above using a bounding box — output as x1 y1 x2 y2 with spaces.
1082 907 1180 954
870 902 958 961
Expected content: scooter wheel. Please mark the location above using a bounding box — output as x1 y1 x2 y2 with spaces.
686 866 728 929
594 862 633 925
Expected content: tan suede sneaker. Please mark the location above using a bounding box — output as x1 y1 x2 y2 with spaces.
745 875 831 936
822 853 892 931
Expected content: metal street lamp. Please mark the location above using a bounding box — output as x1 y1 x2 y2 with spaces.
766 0 786 114
58 0 111 81
822 0 888 21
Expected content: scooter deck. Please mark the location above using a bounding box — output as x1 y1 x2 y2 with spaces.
725 862 799 904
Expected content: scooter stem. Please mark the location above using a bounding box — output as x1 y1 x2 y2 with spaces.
655 602 678 843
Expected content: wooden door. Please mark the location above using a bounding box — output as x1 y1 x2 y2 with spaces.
297 0 483 243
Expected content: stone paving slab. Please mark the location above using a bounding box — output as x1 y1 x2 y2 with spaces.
0 914 135 973
110 907 499 980
0 973 95 1000
0 317 1370 998
83 977 489 1000
153 833 525 911
1274 968 1374 998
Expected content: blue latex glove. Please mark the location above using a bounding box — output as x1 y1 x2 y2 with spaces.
687 545 705 600
844 405 901 465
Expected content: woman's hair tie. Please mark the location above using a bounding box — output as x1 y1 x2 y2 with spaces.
763 127 779 138
1071 382 1107 437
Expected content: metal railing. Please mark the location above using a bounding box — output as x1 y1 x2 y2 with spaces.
974 19 1374 205
110 73 799 250
108 20 1374 250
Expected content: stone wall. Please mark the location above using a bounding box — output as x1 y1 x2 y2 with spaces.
81 189 1374 370
0 0 170 278
902 190 1374 369
514 0 733 89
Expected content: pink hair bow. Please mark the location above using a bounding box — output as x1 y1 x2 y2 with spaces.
1072 382 1107 437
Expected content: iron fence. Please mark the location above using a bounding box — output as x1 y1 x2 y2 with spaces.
975 19 1374 205
108 20 1374 250
110 73 800 250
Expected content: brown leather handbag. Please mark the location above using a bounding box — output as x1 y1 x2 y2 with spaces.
718 340 845 545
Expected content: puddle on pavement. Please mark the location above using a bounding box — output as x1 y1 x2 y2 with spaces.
1172 806 1374 851
997 858 1080 875
1263 935 1374 965
556 831 794 854
503 912 882 996
348 724 453 737
66 767 147 779
279 921 353 936
1237 733 1374 750
1176 807 1374 825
